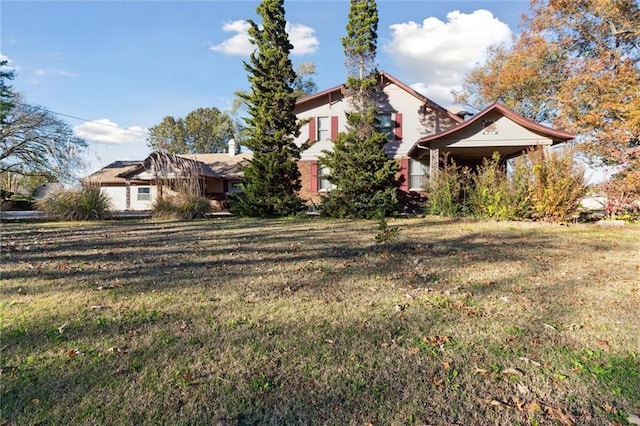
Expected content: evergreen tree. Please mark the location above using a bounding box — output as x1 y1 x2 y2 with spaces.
1 60 16 125
319 0 398 218
229 0 305 217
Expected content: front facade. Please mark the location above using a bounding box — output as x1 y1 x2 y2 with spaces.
293 71 463 204
86 73 575 212
84 147 249 211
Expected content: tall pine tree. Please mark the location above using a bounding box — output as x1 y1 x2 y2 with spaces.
230 0 305 217
319 0 398 218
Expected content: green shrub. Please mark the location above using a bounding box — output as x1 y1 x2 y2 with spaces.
425 157 465 217
528 148 587 222
152 194 211 220
425 149 586 222
467 153 532 220
37 186 112 221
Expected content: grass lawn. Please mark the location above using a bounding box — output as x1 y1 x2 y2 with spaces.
1 217 639 425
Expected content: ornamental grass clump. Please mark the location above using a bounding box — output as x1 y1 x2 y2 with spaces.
37 185 112 221
152 194 211 220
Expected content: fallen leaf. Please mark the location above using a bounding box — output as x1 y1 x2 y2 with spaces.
474 367 490 375
518 357 542 367
432 378 444 387
67 349 83 358
503 367 524 376
516 383 529 395
526 401 542 413
441 361 451 370
512 396 525 411
596 339 610 349
544 405 574 426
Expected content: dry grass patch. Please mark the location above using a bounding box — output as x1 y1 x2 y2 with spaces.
1 217 639 425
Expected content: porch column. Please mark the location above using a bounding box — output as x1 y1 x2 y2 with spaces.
429 148 439 184
125 179 131 211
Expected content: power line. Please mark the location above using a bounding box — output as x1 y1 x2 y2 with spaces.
15 101 152 136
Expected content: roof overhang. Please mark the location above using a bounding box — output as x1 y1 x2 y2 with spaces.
408 102 575 159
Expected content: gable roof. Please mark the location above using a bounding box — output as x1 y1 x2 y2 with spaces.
176 153 251 178
408 102 575 156
118 151 251 180
85 152 251 185
84 160 141 185
295 70 463 124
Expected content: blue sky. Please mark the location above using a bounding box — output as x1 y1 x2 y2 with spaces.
2 0 531 174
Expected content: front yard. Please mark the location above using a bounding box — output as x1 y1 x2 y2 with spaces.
1 217 639 425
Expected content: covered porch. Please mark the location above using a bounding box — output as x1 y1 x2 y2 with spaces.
407 103 575 185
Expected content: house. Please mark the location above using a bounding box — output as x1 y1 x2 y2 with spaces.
293 71 463 204
86 71 575 211
293 71 575 205
84 140 249 211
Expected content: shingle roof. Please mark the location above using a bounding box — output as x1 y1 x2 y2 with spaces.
83 161 140 185
85 152 252 185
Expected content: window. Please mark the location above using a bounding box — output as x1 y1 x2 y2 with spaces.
318 164 334 191
409 159 430 190
137 186 151 201
376 113 394 137
317 116 330 141
228 181 242 193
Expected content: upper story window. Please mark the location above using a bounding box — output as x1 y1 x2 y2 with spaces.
317 116 330 141
376 113 394 137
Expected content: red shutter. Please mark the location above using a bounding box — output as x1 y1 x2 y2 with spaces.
308 117 316 143
394 113 403 140
399 158 409 191
310 161 318 192
330 116 338 140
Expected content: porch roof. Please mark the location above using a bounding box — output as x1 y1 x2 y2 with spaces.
408 103 575 161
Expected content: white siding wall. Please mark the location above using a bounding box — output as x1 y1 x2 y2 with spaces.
101 185 155 211
294 83 442 161
101 187 127 211
432 115 554 149
130 185 155 211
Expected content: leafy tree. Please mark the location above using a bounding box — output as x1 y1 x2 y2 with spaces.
454 0 640 193
0 93 87 185
229 0 305 217
147 107 234 154
292 61 318 98
319 0 398 218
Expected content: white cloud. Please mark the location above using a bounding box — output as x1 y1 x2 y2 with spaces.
210 20 318 56
210 20 253 56
384 9 512 106
286 23 319 55
28 68 79 84
0 53 14 67
74 119 148 145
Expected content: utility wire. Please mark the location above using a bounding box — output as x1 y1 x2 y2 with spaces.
15 101 152 136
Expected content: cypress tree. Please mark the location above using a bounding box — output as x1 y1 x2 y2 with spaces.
230 0 305 217
319 0 398 218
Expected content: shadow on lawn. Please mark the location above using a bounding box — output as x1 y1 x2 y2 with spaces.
2 218 638 424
